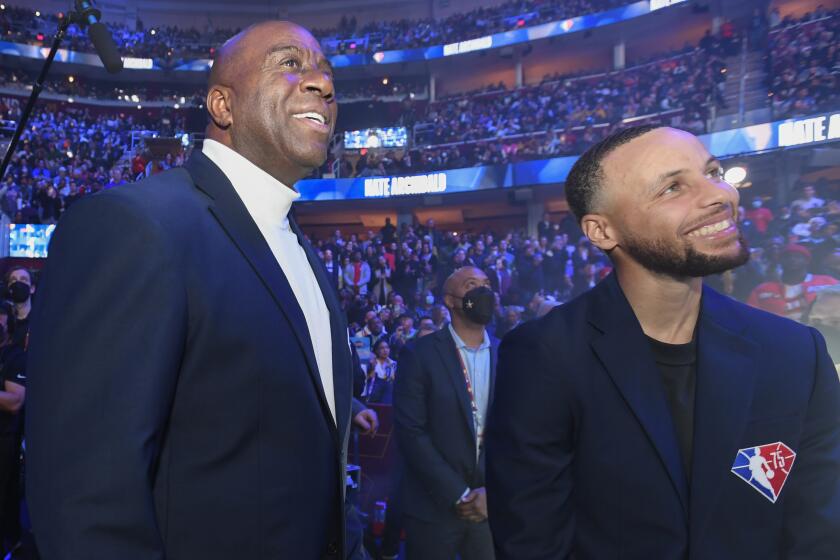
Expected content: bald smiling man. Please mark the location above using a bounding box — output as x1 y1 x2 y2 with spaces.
26 22 354 559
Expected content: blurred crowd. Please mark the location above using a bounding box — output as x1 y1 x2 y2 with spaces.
0 68 425 106
318 0 627 54
302 182 840 405
1 1 629 60
333 37 729 177
0 97 186 224
767 7 839 118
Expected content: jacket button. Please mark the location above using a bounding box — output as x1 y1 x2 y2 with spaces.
326 541 339 555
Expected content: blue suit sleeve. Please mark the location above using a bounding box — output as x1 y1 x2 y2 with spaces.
485 323 576 560
781 327 840 558
25 193 187 559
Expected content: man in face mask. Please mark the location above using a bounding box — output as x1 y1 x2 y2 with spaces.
5 267 33 348
393 266 499 559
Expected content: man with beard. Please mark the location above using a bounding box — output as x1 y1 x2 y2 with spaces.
486 125 840 559
394 266 499 559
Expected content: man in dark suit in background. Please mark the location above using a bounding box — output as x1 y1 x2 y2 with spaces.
486 125 840 559
26 21 355 559
323 248 341 291
394 266 499 559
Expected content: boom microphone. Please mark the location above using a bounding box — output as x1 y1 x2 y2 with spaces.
75 0 123 73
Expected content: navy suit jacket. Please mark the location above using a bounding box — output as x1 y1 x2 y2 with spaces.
26 152 354 559
486 273 840 559
394 327 499 522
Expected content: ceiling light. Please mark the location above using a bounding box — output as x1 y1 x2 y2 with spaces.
724 166 747 185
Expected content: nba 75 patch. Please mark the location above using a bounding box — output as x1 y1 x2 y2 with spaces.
731 442 796 503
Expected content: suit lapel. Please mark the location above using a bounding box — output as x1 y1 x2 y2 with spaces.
289 216 352 445
588 274 689 514
435 329 477 442
185 152 337 437
488 336 500 407
689 286 758 547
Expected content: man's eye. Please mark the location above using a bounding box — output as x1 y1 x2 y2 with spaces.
281 58 300 69
663 183 680 195
707 168 725 180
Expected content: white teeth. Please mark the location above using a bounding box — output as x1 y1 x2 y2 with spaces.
292 112 326 125
688 219 732 237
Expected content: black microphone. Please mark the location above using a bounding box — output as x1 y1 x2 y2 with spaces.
75 0 123 73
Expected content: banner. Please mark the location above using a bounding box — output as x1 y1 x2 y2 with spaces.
296 111 840 201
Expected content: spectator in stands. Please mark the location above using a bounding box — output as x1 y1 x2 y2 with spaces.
792 184 825 211
364 338 396 404
370 255 393 305
747 244 839 321
5 267 33 348
745 196 774 235
356 314 387 348
804 285 840 364
345 251 372 295
0 300 25 556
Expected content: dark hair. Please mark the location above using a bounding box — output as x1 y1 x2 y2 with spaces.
565 125 662 222
4 266 32 287
373 337 389 355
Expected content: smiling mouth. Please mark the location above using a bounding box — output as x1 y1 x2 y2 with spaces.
686 217 737 238
292 112 328 127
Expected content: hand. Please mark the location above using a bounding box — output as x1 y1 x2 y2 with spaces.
455 487 487 523
352 408 379 436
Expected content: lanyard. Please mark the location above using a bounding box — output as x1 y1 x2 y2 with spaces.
452 339 484 452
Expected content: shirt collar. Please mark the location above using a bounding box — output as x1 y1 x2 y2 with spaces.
448 323 490 351
202 138 299 230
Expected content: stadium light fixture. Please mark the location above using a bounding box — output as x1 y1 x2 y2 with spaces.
382 77 389 85
68 75 75 83
724 166 747 185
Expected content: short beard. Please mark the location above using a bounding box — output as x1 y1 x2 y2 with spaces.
620 231 750 279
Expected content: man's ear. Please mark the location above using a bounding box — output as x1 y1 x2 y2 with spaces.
581 213 619 253
206 86 234 130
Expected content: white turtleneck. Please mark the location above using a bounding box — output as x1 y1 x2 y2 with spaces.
202 139 336 423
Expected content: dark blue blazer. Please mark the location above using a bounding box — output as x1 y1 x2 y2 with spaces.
486 273 840 559
26 151 354 559
394 327 499 522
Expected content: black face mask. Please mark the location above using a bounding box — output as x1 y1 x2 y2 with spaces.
7 281 30 304
460 286 495 325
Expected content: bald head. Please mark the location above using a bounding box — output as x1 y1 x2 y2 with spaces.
208 21 323 94
443 266 490 306
205 20 337 186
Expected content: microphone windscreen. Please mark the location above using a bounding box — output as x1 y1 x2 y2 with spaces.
88 22 123 73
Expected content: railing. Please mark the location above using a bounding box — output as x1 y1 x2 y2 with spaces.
737 36 749 126
412 107 690 152
431 47 699 107
0 119 17 137
127 130 160 157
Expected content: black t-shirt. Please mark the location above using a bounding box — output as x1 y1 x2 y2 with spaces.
0 344 27 435
647 335 697 479
10 316 29 349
